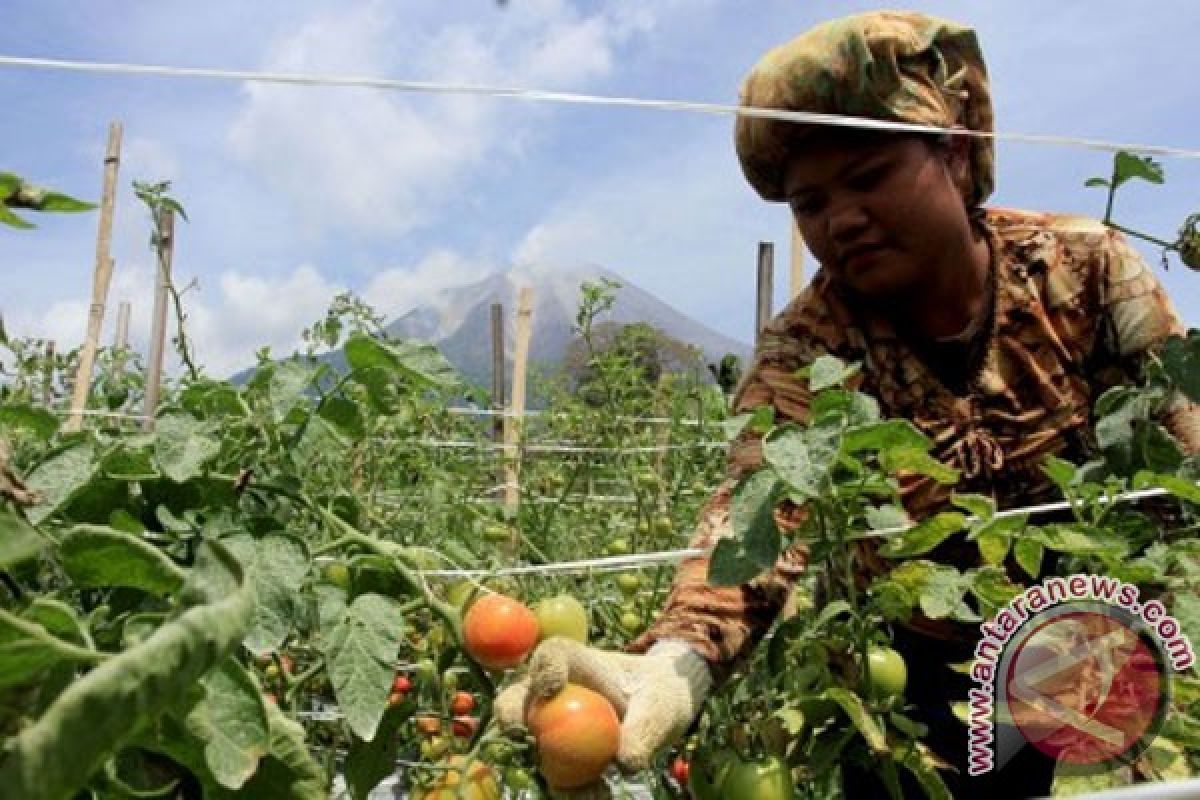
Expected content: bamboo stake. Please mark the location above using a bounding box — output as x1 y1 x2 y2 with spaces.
503 287 534 518
142 209 174 432
114 301 131 349
490 302 505 444
755 241 774 344
64 122 122 432
790 219 807 301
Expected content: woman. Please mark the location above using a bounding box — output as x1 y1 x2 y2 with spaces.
496 10 1199 798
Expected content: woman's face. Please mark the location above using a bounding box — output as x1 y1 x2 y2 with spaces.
782 131 973 299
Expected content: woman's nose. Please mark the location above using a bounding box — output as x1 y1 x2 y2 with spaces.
827 199 870 244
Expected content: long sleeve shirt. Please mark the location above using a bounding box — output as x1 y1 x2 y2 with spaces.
628 207 1200 681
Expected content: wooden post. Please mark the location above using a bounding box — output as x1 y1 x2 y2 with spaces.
755 241 775 344
790 219 807 301
114 301 131 350
503 287 534 518
142 209 174 432
64 122 122 432
490 302 505 444
42 341 56 408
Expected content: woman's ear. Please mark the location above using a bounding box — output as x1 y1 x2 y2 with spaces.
939 130 973 201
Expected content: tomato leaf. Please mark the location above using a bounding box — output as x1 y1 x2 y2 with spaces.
1013 538 1044 579
879 446 959 484
763 420 839 501
0 503 52 570
25 440 98 525
322 593 406 742
843 419 931 455
825 687 888 754
223 532 310 656
0 608 102 688
183 658 270 789
1161 332 1200 403
344 701 414 800
879 512 965 558
59 525 186 596
154 413 220 483
807 354 859 391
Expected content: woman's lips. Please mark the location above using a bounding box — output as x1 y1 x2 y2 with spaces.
841 243 888 272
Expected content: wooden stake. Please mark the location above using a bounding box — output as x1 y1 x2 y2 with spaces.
490 302 505 444
142 209 174 432
755 241 775 344
790 219 807 301
114 301 131 349
64 122 122 432
503 287 534 517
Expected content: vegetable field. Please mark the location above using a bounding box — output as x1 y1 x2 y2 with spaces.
2 152 1200 800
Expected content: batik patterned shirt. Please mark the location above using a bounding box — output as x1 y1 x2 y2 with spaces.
629 208 1199 679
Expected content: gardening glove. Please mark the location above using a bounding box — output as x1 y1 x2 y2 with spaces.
494 637 712 788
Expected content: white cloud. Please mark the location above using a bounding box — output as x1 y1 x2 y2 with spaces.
226 1 662 236
363 249 492 318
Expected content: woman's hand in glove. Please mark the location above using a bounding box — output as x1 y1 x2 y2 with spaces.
493 637 712 794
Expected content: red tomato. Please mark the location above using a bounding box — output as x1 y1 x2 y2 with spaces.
452 715 480 738
416 715 443 736
463 593 540 670
670 756 690 784
527 684 619 790
450 691 476 715
393 674 413 693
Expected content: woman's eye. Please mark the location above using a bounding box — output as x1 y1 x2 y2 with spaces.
847 165 887 191
790 195 824 217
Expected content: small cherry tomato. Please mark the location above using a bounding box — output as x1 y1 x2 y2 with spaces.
452 715 479 738
416 715 443 736
670 756 690 784
450 691 476 716
392 674 413 693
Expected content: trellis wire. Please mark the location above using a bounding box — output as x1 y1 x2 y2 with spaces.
2 55 1200 159
319 482 1195 579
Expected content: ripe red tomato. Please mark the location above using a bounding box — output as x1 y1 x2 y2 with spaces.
392 674 413 694
450 691 475 715
452 715 479 738
527 684 619 789
670 756 690 784
533 594 589 643
463 593 539 670
866 645 908 700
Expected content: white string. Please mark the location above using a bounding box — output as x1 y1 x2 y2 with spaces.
326 483 1192 578
47 408 147 420
445 406 709 426
376 438 726 453
2 55 1199 160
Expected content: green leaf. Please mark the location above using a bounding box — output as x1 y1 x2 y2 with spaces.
762 420 840 501
0 607 103 688
1113 151 1164 187
0 403 59 439
59 525 186 596
976 532 1010 566
1084 177 1110 188
344 702 413 800
223 532 311 656
809 388 880 426
825 687 888 753
1161 332 1200 403
951 493 995 520
1013 538 1044 579
1032 523 1129 556
344 333 459 390
865 504 909 531
879 512 965 558
879 446 959 484
268 361 315 421
969 566 1023 618
807 354 859 391
25 440 97 525
1040 456 1078 491
721 413 753 442
0 202 34 229
323 593 407 741
731 470 782 569
1132 471 1200 504
0 503 51 569
292 414 348 467
843 419 931 455
0 540 253 800
154 413 220 483
917 564 971 620
22 598 92 649
318 394 365 439
707 538 765 586
183 658 270 789
893 743 952 800
1134 420 1183 473
36 191 96 213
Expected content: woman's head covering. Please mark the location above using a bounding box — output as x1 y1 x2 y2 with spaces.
735 10 994 207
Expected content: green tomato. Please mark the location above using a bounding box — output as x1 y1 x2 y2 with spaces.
504 767 537 791
617 611 642 635
322 562 350 589
651 514 673 536
615 573 641 597
719 755 795 800
533 594 589 643
633 469 659 490
607 538 631 556
482 522 510 543
687 749 738 800
866 645 908 700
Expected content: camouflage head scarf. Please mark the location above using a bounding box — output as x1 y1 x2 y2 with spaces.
735 10 994 207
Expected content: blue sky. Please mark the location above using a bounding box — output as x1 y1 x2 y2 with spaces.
2 0 1198 376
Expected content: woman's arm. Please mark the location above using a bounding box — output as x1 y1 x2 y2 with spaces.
627 314 828 682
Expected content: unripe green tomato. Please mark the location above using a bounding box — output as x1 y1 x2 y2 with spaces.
505 767 537 791
866 645 908 699
322 562 351 589
534 594 589 643
652 514 673 536
442 670 458 693
264 663 280 681
607 538 631 556
445 580 477 611
616 573 641 597
618 611 642 635
482 522 510 543
633 469 658 490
